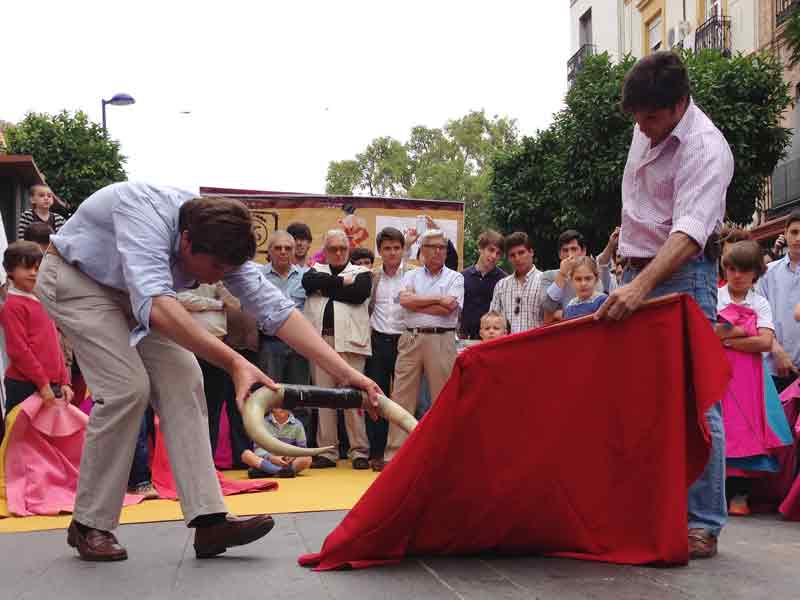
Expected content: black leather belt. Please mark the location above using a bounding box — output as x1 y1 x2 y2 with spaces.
373 331 401 340
407 327 455 334
620 257 653 270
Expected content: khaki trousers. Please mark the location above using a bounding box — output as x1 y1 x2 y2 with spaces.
311 336 369 462
35 254 227 530
384 331 456 462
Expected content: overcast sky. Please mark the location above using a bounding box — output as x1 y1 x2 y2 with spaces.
4 1 570 195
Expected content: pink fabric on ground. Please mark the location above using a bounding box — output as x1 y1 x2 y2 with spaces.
3 395 142 517
718 304 784 460
150 420 276 499
776 380 800 520
213 403 233 469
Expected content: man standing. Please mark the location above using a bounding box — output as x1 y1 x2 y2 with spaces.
596 52 734 559
460 230 506 340
287 222 313 269
259 230 312 433
302 230 373 470
366 227 413 470
757 211 800 392
36 183 381 562
490 232 545 333
384 229 464 463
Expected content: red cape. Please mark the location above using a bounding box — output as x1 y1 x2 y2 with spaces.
299 295 729 569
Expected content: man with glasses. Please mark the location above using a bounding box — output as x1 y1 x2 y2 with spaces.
302 230 373 469
490 232 545 333
259 231 311 433
384 229 464 464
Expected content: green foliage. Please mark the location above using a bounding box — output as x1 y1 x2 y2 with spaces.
325 111 519 266
783 8 800 68
490 50 791 270
2 111 127 208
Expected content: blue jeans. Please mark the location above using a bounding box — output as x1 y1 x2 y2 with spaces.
623 257 726 537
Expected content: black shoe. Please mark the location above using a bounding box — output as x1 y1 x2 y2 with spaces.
276 466 296 478
311 456 337 469
247 467 272 479
352 457 370 470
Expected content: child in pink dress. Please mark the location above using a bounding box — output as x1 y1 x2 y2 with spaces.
716 241 788 516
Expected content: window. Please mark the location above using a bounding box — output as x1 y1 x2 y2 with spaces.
648 15 662 53
579 8 593 47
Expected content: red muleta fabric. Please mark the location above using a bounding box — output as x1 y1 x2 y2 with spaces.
298 294 730 570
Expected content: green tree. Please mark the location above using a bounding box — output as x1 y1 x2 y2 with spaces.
2 110 127 208
325 111 519 265
490 50 791 269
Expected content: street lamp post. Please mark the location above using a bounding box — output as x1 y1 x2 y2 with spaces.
101 93 136 131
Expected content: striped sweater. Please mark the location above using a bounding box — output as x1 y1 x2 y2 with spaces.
253 414 307 458
17 209 66 240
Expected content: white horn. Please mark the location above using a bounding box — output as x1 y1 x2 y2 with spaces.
243 386 335 457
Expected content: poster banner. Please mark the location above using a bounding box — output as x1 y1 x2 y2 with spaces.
199 188 464 268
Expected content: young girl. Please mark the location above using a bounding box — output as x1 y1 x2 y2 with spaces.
17 185 65 240
717 241 792 516
563 257 608 320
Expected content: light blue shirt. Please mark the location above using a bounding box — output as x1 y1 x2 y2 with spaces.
401 265 464 329
51 182 295 346
757 255 800 375
262 263 306 311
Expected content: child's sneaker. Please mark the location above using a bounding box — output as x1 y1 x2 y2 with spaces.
276 466 296 478
129 482 159 500
729 494 751 516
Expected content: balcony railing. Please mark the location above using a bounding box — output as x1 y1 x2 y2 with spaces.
567 44 595 85
777 0 800 26
695 15 732 56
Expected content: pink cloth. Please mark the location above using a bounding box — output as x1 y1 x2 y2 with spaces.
3 395 142 517
213 404 233 469
150 420 276 499
719 304 783 459
777 380 800 520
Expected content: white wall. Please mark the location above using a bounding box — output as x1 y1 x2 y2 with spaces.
569 0 621 58
729 0 758 55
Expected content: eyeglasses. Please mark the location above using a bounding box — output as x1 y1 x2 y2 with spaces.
514 296 521 315
422 244 447 252
326 246 349 253
271 245 293 252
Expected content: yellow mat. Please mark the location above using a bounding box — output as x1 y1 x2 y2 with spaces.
0 462 379 534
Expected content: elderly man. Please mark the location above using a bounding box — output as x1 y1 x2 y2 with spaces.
36 182 381 562
596 52 734 559
302 230 373 469
259 230 311 430
384 229 464 463
490 232 545 333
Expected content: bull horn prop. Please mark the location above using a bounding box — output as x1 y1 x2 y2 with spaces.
243 384 418 458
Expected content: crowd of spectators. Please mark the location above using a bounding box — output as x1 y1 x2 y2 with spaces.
2 181 800 523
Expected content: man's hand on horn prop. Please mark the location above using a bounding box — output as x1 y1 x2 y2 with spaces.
339 368 384 421
231 355 279 413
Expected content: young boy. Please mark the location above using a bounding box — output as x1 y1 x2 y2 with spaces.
241 408 312 478
17 185 65 240
0 242 72 419
479 310 508 342
350 247 375 268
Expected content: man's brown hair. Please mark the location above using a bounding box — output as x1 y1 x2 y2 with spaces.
478 229 504 251
503 231 532 253
722 240 766 280
178 197 256 266
3 241 43 275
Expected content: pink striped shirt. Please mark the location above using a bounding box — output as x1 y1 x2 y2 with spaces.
619 101 734 258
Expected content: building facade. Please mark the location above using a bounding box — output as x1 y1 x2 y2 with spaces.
568 0 759 85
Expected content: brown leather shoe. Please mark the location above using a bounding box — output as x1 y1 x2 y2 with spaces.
688 528 718 559
194 514 275 558
67 521 128 561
